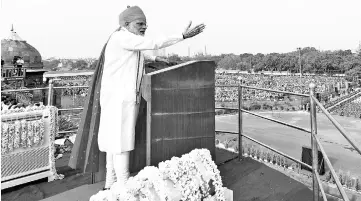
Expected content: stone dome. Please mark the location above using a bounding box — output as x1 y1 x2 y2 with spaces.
1 27 43 69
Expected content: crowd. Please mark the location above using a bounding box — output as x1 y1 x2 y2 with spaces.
215 72 361 118
1 98 42 111
215 73 347 102
1 96 26 110
324 89 361 109
332 102 361 118
3 72 360 118
330 94 361 118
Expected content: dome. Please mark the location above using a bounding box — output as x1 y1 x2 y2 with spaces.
1 26 43 69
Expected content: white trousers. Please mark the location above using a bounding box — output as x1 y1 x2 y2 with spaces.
105 152 130 188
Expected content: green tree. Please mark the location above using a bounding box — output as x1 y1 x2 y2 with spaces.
89 60 98 70
72 60 88 70
43 59 60 71
217 55 241 70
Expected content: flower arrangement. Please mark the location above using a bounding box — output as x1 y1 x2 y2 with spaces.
345 172 352 188
272 154 277 164
325 171 333 183
276 155 281 166
256 149 261 160
241 145 245 156
46 106 64 181
251 146 257 158
356 179 361 192
1 105 47 115
280 157 285 168
338 170 346 186
1 119 45 154
158 149 225 201
247 144 251 156
1 106 63 182
1 123 9 154
109 149 229 201
262 151 267 162
267 151 272 162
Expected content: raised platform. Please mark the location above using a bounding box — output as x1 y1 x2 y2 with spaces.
1 148 316 201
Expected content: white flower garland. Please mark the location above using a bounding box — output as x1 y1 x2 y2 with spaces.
1 112 47 154
1 106 62 181
159 155 203 201
39 118 45 145
47 106 64 181
21 120 27 148
123 166 171 201
2 123 9 154
1 105 47 115
8 123 15 152
194 149 225 201
14 121 21 149
92 151 227 201
33 120 40 146
27 120 33 148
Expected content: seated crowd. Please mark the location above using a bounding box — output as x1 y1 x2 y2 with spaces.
330 97 361 118
215 73 347 102
215 72 361 118
1 95 41 111
2 73 360 118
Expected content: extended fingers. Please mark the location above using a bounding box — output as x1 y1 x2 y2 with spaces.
183 23 206 38
188 25 205 35
192 24 206 33
187 21 192 29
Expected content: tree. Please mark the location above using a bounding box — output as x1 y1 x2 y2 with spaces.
72 60 88 70
43 59 60 71
356 42 361 57
89 60 98 70
217 55 241 70
168 54 182 62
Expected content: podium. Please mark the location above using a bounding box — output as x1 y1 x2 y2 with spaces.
130 60 216 173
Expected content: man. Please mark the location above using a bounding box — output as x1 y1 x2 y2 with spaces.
16 57 24 67
15 57 24 76
69 5 205 197
98 6 205 191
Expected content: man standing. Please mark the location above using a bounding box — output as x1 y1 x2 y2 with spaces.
99 5 205 190
69 5 205 197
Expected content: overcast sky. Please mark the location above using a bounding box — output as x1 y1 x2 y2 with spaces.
1 0 360 59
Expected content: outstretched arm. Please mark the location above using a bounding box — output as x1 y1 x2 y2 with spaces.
118 21 205 51
119 31 184 51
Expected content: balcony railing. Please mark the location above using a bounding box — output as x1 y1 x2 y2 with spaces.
2 79 361 201
1 67 26 80
215 83 361 201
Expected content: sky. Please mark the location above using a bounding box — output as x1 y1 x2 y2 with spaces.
1 0 361 59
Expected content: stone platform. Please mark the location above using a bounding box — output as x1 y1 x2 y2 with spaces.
2 148 315 201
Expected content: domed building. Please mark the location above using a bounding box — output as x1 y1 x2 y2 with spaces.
1 25 47 88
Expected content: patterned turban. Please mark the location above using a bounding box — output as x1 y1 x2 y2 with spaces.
119 6 146 27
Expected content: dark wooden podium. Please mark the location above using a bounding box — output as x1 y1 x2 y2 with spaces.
130 60 216 173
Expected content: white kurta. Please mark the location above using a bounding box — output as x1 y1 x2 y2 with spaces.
98 28 184 153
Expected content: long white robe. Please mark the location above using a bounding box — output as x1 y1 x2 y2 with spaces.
98 28 184 153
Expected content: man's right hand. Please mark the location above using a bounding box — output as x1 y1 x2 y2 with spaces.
182 21 206 39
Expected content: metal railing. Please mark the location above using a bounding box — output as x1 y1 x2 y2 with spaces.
1 79 87 136
215 82 361 201
2 78 361 200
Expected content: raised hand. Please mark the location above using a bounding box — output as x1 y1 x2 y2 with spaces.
182 21 206 39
